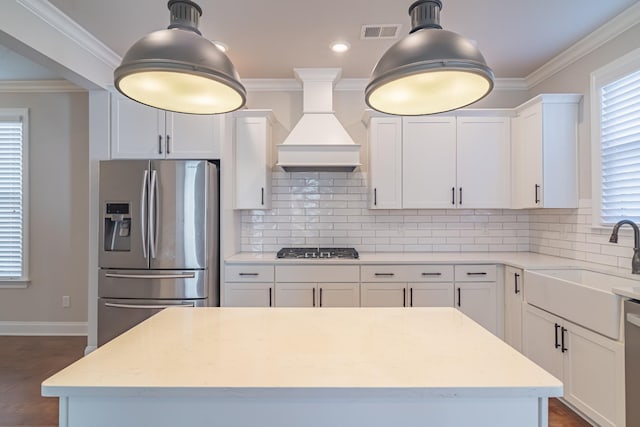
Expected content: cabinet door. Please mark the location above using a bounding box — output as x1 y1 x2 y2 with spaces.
563 321 624 427
275 283 316 307
360 283 406 307
318 283 360 307
504 266 524 351
223 282 273 307
456 116 511 208
522 304 563 382
512 105 543 208
409 282 454 307
402 116 457 208
166 113 220 159
368 117 402 209
110 94 164 159
455 282 497 334
235 116 272 209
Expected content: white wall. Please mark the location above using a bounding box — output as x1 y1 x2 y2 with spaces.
0 91 89 327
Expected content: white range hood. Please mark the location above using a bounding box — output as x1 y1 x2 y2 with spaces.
277 68 361 172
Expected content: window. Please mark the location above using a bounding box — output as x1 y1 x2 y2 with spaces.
592 48 640 225
0 109 28 283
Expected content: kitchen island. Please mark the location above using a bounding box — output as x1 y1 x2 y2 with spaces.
42 307 561 427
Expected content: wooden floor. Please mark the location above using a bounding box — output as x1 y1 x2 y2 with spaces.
0 336 592 427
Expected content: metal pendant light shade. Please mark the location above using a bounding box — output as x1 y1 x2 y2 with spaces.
114 0 246 115
365 0 494 116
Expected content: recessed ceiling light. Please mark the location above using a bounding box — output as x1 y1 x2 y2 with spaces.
212 41 229 53
330 41 351 53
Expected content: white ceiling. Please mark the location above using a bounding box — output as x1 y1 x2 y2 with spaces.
3 0 640 81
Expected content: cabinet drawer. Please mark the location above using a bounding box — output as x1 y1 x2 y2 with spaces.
361 265 453 282
225 264 274 282
275 265 359 283
454 265 497 282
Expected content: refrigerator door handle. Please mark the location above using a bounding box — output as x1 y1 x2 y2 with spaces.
140 169 149 259
104 302 196 310
104 273 196 280
149 169 158 259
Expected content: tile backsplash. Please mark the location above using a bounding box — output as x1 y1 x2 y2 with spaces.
240 172 637 271
241 171 531 253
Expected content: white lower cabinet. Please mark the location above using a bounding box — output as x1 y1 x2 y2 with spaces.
504 266 524 351
360 265 454 307
274 265 360 307
454 265 498 335
523 304 625 427
223 264 274 307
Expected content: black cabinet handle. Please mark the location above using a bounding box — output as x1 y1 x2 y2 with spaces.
403 288 406 307
561 327 567 353
422 272 442 276
166 135 171 154
514 273 520 294
451 187 455 205
158 135 163 154
374 273 395 277
269 287 272 307
459 187 463 205
457 287 461 307
554 323 560 349
374 188 377 206
466 272 487 276
535 184 540 204
312 287 316 307
261 187 264 205
239 272 259 276
410 287 413 307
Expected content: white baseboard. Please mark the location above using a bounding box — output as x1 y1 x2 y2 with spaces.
0 321 87 336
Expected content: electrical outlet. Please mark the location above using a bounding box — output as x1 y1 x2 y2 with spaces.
62 296 70 308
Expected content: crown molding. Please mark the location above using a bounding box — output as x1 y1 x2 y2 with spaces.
0 80 85 93
526 1 640 88
17 0 121 69
243 77 527 92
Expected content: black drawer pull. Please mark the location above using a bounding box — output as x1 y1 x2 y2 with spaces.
239 273 259 276
554 323 560 349
269 288 272 307
561 327 568 353
514 273 520 294
466 272 487 276
422 272 442 276
374 273 395 277
457 287 461 307
403 288 406 307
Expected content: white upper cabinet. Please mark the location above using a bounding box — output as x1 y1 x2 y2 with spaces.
456 116 511 208
403 116 457 209
403 113 511 209
511 94 581 208
110 93 221 159
366 115 403 209
365 111 511 210
234 110 274 210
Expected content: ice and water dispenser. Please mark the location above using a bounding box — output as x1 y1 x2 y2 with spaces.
103 202 131 251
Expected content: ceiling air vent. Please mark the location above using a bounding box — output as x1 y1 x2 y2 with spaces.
361 24 402 39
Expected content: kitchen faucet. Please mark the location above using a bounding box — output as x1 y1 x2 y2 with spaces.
609 219 640 274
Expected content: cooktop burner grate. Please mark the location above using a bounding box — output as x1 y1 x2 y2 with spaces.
276 247 359 259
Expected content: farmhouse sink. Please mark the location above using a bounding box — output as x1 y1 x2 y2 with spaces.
524 269 634 340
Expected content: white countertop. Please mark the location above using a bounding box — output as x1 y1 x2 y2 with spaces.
43 307 562 399
227 251 640 300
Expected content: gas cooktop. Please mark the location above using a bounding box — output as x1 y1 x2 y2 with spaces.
276 247 359 259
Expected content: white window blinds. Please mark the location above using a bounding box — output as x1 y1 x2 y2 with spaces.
600 69 640 224
0 115 25 279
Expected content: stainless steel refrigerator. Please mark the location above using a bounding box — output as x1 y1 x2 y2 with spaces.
98 160 219 346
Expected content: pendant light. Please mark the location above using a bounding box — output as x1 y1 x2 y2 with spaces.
114 0 246 115
365 0 493 116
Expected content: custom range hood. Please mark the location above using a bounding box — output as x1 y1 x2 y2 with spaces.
277 68 361 172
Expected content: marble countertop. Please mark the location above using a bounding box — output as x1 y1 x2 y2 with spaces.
42 307 562 399
226 251 640 299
